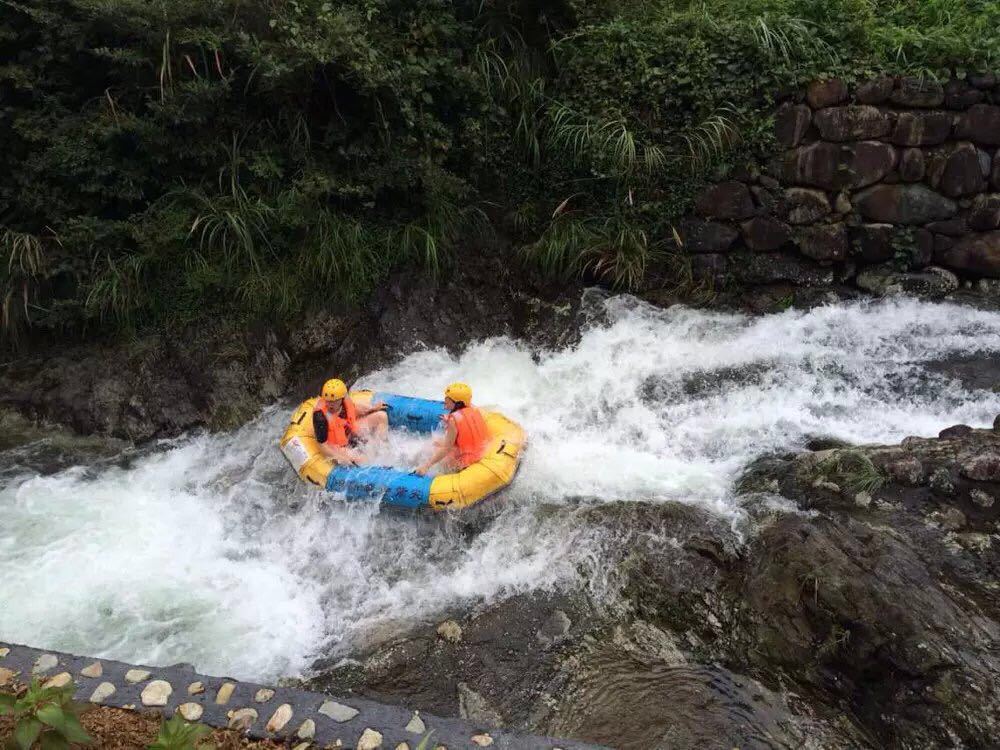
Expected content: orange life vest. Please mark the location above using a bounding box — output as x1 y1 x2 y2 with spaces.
446 406 489 468
314 397 358 447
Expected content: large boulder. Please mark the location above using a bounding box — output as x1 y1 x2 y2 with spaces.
782 188 831 224
852 224 896 263
806 78 848 109
944 78 985 109
740 216 791 251
855 76 894 104
695 181 755 220
782 141 896 191
679 218 739 253
774 104 812 147
955 104 1000 145
899 148 926 182
813 105 890 141
968 194 1000 231
855 266 959 298
927 142 990 197
890 76 945 107
729 252 835 286
936 231 1000 277
854 184 957 224
795 223 848 262
890 111 952 146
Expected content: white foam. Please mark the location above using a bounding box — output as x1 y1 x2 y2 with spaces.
1 295 998 679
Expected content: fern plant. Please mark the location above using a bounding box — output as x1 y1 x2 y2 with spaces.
0 679 92 750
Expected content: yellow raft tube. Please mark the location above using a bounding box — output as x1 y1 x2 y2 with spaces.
280 390 525 511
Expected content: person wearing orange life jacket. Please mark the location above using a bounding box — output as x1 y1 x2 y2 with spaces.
414 382 489 476
313 378 388 465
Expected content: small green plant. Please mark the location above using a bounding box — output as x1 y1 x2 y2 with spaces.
147 715 213 750
816 449 888 495
0 678 92 750
414 731 435 750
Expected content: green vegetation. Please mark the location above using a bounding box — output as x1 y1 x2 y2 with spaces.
2 0 997 345
147 715 212 750
0 679 92 749
816 449 888 495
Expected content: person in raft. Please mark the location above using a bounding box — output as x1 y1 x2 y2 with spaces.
414 382 489 476
313 378 388 465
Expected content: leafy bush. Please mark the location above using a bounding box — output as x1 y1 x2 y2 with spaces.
0 679 92 750
1 0 997 346
147 715 213 750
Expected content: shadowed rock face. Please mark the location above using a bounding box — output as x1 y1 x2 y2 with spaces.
308 418 1000 750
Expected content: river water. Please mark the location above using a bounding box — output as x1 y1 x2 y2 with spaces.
2 294 999 681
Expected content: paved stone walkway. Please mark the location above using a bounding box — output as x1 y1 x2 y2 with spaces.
0 642 604 749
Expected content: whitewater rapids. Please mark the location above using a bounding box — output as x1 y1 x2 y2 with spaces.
2 294 999 680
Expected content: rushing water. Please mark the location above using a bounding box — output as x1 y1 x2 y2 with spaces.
2 294 1000 681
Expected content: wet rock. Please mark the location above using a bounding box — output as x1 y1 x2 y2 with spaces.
178 703 203 721
783 188 830 224
834 192 852 214
968 194 1000 231
856 266 959 298
852 224 895 263
689 254 727 285
472 734 494 747
795 223 848 262
961 452 1000 481
436 620 463 643
806 78 848 108
927 217 969 237
944 78 985 109
405 712 426 734
43 672 72 689
927 142 990 197
0 668 16 687
994 151 1000 190
296 719 316 739
228 708 258 731
266 704 293 733
458 683 503 727
255 688 274 702
937 232 1000 277
971 489 995 508
890 77 945 107
740 217 791 251
80 662 102 678
898 148 925 182
729 252 834 286
695 182 755 220
187 681 204 695
89 682 116 703
215 682 236 704
124 669 150 684
783 141 896 191
928 467 956 496
969 72 998 90
774 104 812 147
141 680 172 707
937 506 967 531
319 700 359 723
886 456 925 486
32 654 58 674
536 609 572 647
955 104 1000 145
678 218 738 253
939 424 973 439
855 76 894 104
854 184 957 224
357 728 384 750
814 105 890 141
891 111 952 146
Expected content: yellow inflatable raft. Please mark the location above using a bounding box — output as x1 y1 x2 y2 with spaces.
279 390 525 511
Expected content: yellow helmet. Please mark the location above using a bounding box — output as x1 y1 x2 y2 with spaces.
444 382 472 405
321 378 348 400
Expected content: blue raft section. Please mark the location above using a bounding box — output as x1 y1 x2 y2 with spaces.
324 392 448 510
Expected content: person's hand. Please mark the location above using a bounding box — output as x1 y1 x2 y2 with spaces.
414 464 429 476
349 450 368 465
372 401 387 412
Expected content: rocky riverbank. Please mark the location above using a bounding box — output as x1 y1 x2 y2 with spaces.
306 416 1000 749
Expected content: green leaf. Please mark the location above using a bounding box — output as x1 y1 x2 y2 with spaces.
36 705 91 744
38 733 69 750
14 718 42 750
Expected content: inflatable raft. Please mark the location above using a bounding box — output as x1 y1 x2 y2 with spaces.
280 390 525 511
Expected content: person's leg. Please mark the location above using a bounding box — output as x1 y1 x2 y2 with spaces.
356 410 389 440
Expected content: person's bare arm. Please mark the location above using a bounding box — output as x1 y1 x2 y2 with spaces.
415 422 456 475
319 443 366 465
354 400 387 417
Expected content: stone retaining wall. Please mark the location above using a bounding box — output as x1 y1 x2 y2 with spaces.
0 642 604 750
682 73 1000 297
